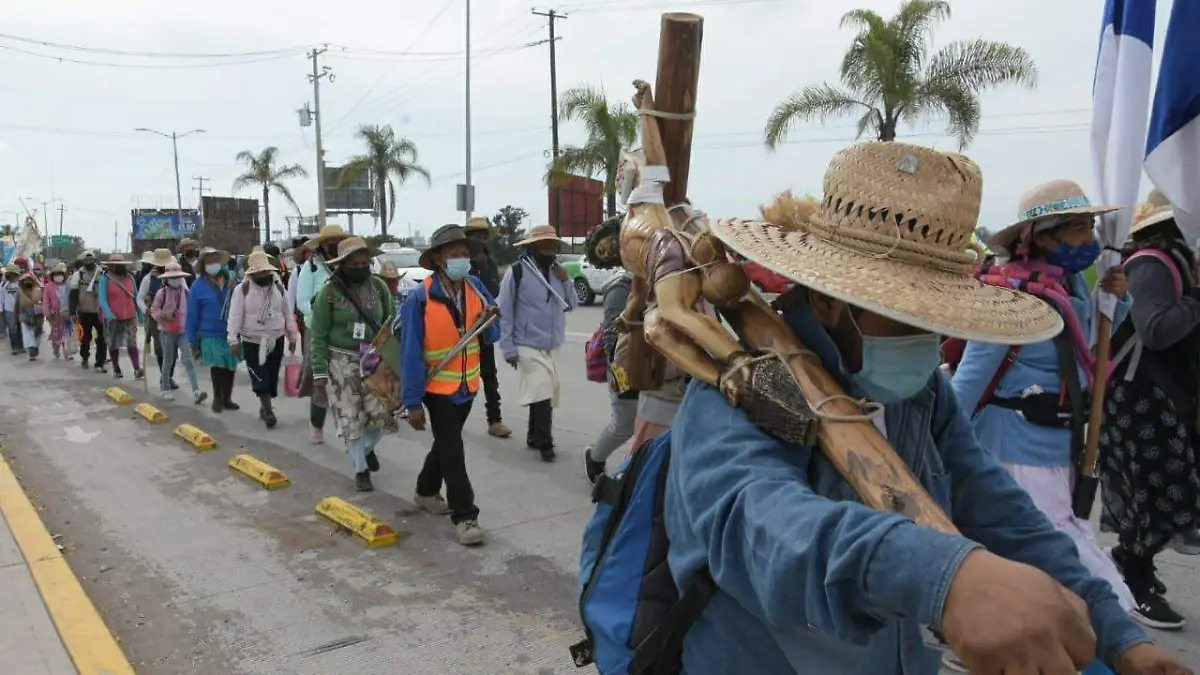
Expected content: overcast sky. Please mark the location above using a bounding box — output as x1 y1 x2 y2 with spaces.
0 0 1177 250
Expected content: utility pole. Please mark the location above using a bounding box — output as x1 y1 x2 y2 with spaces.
193 176 210 229
193 176 209 199
135 128 204 224
113 221 118 253
533 8 567 237
308 47 334 227
463 0 474 222
56 204 65 259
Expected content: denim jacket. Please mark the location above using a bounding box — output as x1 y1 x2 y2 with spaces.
664 298 1147 675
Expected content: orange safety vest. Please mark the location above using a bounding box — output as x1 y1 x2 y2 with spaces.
423 276 485 396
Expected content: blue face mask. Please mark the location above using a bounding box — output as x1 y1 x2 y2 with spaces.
1044 240 1101 274
847 314 941 404
445 257 471 280
204 263 223 277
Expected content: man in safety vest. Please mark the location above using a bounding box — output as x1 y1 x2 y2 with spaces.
399 224 500 547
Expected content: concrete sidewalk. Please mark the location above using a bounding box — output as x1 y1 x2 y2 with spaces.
0 503 75 675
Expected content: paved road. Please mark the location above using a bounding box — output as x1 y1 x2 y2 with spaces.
0 305 1196 674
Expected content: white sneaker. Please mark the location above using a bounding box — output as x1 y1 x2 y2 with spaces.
160 391 175 401
941 652 969 673
455 520 486 546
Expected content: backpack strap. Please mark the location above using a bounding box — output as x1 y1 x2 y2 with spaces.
972 345 1021 417
629 567 717 675
511 259 524 322
1125 249 1183 299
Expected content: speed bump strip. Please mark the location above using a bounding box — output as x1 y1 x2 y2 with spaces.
105 387 134 405
228 454 290 490
315 497 400 547
0 449 136 674
174 424 217 451
134 403 168 424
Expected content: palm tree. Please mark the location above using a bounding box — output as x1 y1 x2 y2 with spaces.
549 85 640 217
764 0 1036 151
339 124 431 238
232 146 307 239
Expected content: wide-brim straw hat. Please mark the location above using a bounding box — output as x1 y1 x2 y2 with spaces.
197 246 231 264
149 248 175 268
158 262 191 279
465 216 495 233
377 261 406 280
177 238 201 252
1129 188 1176 238
243 251 277 276
140 251 156 265
988 179 1119 252
50 263 68 275
516 224 565 248
305 225 350 249
102 253 138 267
419 225 469 270
713 142 1062 345
326 236 380 265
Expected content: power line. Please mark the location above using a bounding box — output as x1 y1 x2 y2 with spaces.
0 31 307 58
0 43 304 68
560 0 783 13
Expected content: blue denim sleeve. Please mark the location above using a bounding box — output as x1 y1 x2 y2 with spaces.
400 285 428 411
185 284 200 346
671 383 979 640
929 373 1149 664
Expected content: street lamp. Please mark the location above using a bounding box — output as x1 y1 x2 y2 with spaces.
135 128 205 222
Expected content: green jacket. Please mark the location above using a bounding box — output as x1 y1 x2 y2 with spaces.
310 275 394 381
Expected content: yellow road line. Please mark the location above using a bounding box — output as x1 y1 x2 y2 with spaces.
0 448 135 675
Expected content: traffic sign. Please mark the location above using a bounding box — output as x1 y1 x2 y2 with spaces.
49 234 72 247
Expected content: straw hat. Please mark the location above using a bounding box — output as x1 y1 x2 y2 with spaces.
159 262 191 280
419 225 468 270
515 224 565 248
196 246 231 264
712 142 1062 345
1130 188 1176 238
140 250 156 265
102 253 138 267
305 225 350 249
243 251 276 276
177 238 201 253
50 263 68 276
149 248 175 268
326 236 380 265
465 216 494 233
988 180 1118 251
377 261 406 280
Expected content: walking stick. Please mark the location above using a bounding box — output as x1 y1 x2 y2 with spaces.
1073 315 1112 519
426 308 499 387
142 314 152 393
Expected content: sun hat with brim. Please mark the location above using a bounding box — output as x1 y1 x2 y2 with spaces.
50 263 68 275
177 238 201 252
377 261 405 280
712 142 1063 345
465 216 495 233
243 252 277 276
102 253 138 267
159 262 191 280
140 251 156 264
305 225 350 249
1130 204 1178 238
988 179 1119 252
196 247 231 264
515 224 565 248
149 248 175 268
326 236 380 265
419 225 469 270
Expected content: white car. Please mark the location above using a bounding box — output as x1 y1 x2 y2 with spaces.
371 245 428 300
557 253 619 306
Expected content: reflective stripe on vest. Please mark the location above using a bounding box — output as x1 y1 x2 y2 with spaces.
422 276 485 396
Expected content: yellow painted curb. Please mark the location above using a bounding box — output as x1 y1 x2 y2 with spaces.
134 403 168 424
0 450 135 675
228 454 290 490
105 387 133 405
174 424 217 451
315 497 400 548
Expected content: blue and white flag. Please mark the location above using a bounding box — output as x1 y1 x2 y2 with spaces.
1091 0 1156 321
1144 0 1200 243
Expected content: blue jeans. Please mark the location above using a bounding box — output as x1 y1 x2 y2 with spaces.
5 311 22 350
160 331 199 394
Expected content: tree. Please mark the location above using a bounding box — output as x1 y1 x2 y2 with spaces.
232 147 307 242
549 85 639 218
490 205 529 266
764 0 1036 151
339 124 431 238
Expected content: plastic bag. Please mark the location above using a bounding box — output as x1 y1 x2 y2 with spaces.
283 356 303 397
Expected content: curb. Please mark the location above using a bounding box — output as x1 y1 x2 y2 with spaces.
0 448 136 675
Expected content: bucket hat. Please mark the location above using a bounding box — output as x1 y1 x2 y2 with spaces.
988 180 1118 252
419 225 469 270
515 224 565 248
712 141 1062 345
325 236 380 265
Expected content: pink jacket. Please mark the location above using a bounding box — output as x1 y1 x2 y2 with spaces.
150 285 189 335
41 281 67 318
227 279 299 345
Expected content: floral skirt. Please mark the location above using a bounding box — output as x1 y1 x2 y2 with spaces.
326 348 397 441
1100 376 1200 558
200 337 241 370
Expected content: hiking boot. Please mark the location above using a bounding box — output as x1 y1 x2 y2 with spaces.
192 390 208 405
584 449 606 484
134 368 144 380
355 471 374 492
211 396 224 413
1110 546 1167 595
1132 588 1186 630
414 493 451 516
224 399 240 411
540 445 557 463
365 451 380 472
1169 528 1200 555
309 427 324 444
455 520 486 546
487 422 512 438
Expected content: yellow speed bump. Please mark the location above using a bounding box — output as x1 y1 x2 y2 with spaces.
174 424 217 451
134 403 168 424
105 387 134 405
228 454 290 490
315 497 400 548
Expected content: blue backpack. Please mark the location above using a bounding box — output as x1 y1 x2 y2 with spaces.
570 431 716 674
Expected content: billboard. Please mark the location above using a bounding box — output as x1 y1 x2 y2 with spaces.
199 196 259 254
324 165 374 213
550 174 604 238
132 210 201 241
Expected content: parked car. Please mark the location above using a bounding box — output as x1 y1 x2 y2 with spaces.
742 260 793 295
371 244 427 299
557 253 618 306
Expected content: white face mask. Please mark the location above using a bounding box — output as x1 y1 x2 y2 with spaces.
167 278 183 289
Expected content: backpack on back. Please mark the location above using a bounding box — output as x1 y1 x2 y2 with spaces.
570 431 716 675
585 323 608 383
1125 249 1183 298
